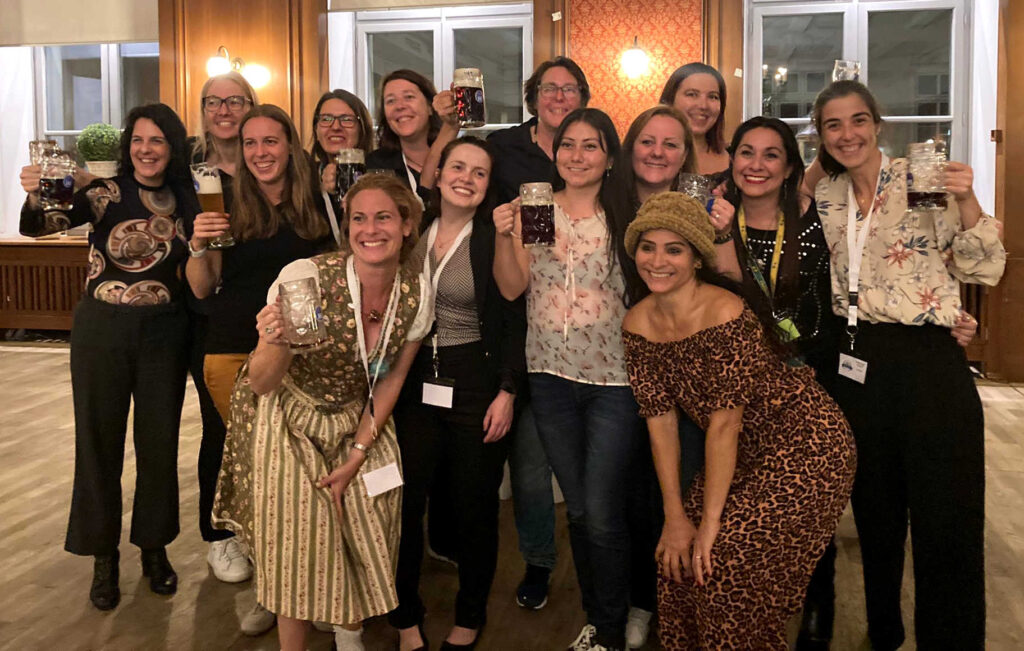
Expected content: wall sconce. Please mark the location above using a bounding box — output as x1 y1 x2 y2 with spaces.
205 46 271 89
621 37 650 79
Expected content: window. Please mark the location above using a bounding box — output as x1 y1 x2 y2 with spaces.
34 42 160 160
747 1 969 163
329 3 533 131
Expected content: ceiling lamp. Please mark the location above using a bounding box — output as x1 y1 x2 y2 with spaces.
621 37 650 79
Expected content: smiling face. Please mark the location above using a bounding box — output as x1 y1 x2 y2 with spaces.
316 98 361 154
632 114 688 194
731 127 793 201
672 73 721 138
241 116 290 196
129 118 171 186
204 78 250 141
382 79 431 143
348 188 412 267
438 143 491 212
634 228 700 294
555 120 608 190
536 66 584 133
819 93 880 173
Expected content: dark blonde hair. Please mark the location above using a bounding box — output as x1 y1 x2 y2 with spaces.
618 105 696 204
342 174 422 262
192 71 259 163
232 104 329 243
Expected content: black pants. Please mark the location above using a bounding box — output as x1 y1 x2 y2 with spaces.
389 342 510 630
186 310 233 542
833 322 985 650
65 298 189 555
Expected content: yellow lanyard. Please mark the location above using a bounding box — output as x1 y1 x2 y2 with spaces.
737 206 785 296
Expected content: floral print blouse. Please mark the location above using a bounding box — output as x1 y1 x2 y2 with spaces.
525 204 629 386
815 154 1005 328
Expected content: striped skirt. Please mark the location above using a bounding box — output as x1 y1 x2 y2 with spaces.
213 367 402 624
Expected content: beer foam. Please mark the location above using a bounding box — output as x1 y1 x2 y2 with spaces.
195 175 222 193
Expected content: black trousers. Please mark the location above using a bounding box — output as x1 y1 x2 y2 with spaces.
388 341 510 630
65 298 189 556
186 310 233 542
833 322 985 650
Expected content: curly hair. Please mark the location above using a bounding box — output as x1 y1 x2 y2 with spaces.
342 173 423 262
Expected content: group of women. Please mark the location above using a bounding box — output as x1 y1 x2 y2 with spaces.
18 52 1004 651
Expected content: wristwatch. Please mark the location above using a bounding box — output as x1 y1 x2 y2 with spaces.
188 240 208 258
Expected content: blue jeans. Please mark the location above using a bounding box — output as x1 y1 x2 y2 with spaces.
529 373 644 649
508 403 557 570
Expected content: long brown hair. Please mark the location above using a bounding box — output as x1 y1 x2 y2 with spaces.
191 71 259 164
658 62 728 155
812 80 884 178
615 105 696 208
231 104 329 242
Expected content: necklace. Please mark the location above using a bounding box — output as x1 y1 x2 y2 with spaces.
363 308 383 323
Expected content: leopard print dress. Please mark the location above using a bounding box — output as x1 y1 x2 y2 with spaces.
623 308 856 650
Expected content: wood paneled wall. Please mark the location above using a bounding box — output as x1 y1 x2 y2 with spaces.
158 0 328 145
703 0 743 145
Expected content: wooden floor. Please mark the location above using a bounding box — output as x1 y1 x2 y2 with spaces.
0 344 1021 650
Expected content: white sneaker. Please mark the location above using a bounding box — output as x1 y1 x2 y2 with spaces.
568 624 597 650
207 538 253 583
625 607 653 648
241 602 276 636
333 625 365 651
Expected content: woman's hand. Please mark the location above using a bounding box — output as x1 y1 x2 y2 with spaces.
692 516 721 587
482 389 515 443
944 161 976 203
321 162 338 194
255 301 289 347
433 89 459 128
20 165 41 194
708 193 735 236
191 211 231 250
493 200 521 238
951 310 977 348
656 514 697 584
317 459 360 517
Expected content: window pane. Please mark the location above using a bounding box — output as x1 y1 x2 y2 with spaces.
762 14 843 118
120 42 160 117
44 45 102 130
868 10 952 116
881 121 951 158
454 27 523 125
368 31 434 111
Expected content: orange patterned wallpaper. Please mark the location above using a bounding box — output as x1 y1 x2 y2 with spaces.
569 0 703 136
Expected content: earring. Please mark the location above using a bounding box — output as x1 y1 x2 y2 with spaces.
695 260 703 269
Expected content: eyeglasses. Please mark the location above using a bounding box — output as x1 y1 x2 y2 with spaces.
538 83 582 98
317 113 360 128
202 95 251 112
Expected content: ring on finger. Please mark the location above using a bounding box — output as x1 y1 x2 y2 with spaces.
265 326 275 334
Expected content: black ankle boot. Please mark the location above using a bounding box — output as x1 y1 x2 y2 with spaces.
90 550 120 610
796 596 835 651
141 547 177 595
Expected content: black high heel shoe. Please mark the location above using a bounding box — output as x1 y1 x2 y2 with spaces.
440 623 484 650
397 623 429 651
89 550 120 611
141 547 177 595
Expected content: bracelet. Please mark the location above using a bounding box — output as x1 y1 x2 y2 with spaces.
713 231 733 245
352 441 370 454
188 240 208 258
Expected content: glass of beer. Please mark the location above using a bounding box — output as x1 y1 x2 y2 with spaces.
832 60 861 82
39 152 77 211
453 68 487 129
190 162 235 249
676 173 714 214
519 182 555 247
29 140 58 166
334 149 366 197
279 277 327 353
906 141 948 211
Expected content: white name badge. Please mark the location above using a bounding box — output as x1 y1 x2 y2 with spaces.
422 378 455 409
363 462 403 497
838 353 868 385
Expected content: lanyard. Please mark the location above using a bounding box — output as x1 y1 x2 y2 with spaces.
346 255 401 438
737 206 785 299
422 218 474 292
321 190 342 246
400 152 425 208
844 154 886 350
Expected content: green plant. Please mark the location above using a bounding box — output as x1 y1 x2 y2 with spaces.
77 123 121 161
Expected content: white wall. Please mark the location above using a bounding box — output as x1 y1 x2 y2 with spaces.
328 11 357 94
0 47 37 236
0 0 158 46
970 0 997 215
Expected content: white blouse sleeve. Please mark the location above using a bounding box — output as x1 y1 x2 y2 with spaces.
406 271 435 342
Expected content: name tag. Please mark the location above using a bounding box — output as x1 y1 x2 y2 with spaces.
422 378 455 409
838 353 868 384
363 462 403 497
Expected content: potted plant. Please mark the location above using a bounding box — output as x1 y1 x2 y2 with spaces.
77 123 121 178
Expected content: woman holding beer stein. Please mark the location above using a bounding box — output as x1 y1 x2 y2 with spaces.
366 69 442 203
810 80 1004 650
213 173 433 651
492 107 644 651
659 63 730 182
19 103 197 611
310 89 374 244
